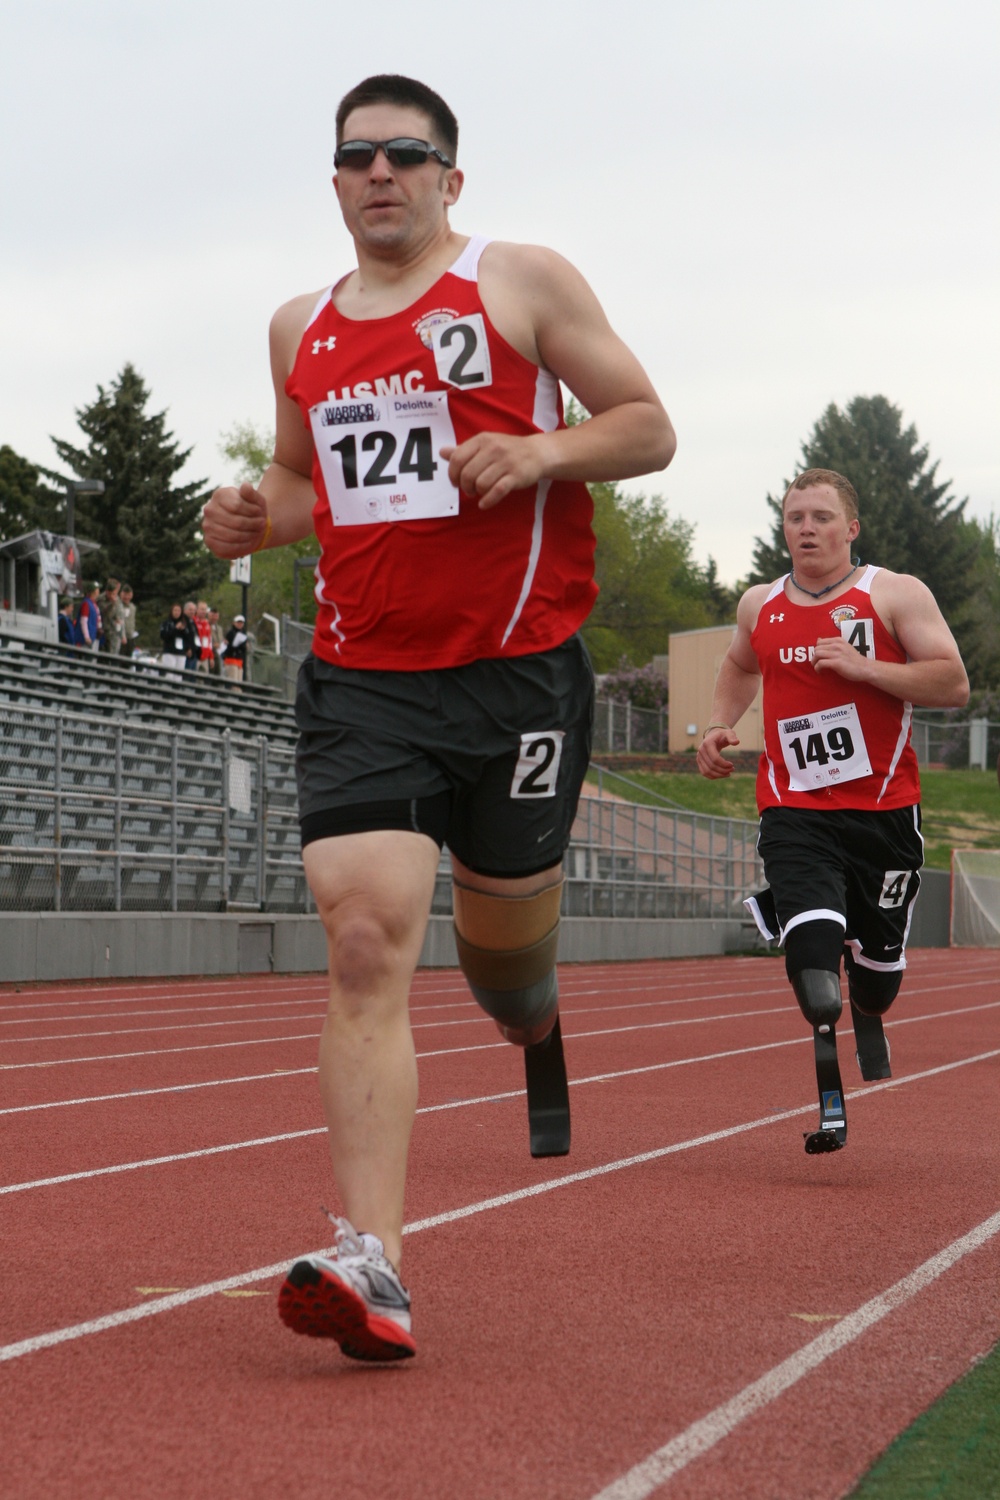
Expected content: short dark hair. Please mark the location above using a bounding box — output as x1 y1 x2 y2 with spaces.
336 74 458 162
783 468 859 523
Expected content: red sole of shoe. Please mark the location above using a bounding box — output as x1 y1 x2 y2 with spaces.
277 1261 415 1362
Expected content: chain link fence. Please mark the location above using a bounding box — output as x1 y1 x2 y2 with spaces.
1 703 761 922
910 715 1000 770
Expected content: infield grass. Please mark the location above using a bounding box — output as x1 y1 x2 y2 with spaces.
585 767 1000 871
846 1341 1000 1498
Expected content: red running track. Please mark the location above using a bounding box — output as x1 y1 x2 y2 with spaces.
1 950 998 1499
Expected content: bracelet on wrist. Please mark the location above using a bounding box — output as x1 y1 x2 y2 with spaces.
250 513 273 553
701 722 733 739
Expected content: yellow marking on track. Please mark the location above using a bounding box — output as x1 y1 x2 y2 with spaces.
220 1289 269 1298
136 1287 183 1295
791 1312 843 1322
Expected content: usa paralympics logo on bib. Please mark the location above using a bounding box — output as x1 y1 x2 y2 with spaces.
777 701 872 791
310 390 459 527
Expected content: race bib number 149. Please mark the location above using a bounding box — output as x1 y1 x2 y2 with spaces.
777 701 872 791
310 390 459 527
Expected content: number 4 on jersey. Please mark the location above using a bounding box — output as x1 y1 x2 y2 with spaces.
841 618 874 657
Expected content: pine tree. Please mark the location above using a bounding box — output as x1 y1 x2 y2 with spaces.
748 396 978 624
0 445 60 542
47 364 223 613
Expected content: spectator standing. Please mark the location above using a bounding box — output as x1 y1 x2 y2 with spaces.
194 601 215 673
99 578 126 655
159 603 193 672
182 602 199 669
58 598 77 656
208 608 224 674
120 584 137 657
75 583 102 651
221 614 248 684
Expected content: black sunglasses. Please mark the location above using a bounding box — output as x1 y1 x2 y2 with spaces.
334 137 454 171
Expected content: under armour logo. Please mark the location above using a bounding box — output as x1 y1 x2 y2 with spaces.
769 612 785 623
311 337 337 354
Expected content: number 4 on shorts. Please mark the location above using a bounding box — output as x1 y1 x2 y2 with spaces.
879 870 911 908
510 732 565 798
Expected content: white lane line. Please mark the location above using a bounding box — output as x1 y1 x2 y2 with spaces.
4 1060 998 1366
0 1069 316 1115
5 957 991 1033
0 998 330 1027
588 1207 1000 1500
0 954 989 1018
4 1046 998 1196
4 991 998 1099
1 972 995 1056
0 1003 791 1049
0 982 789 1032
0 1033 325 1071
5 974 994 1071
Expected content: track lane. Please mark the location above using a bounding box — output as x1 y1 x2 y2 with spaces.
3 953 998 1499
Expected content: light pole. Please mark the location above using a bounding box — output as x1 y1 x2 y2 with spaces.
64 478 104 537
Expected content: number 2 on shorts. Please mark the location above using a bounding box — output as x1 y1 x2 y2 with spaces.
510 732 565 798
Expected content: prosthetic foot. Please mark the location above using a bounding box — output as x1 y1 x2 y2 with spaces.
524 1015 571 1157
453 876 571 1158
851 1003 891 1081
804 1024 847 1154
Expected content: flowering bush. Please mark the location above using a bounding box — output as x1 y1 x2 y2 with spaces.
598 657 669 710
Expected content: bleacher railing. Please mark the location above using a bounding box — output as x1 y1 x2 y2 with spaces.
0 704 762 921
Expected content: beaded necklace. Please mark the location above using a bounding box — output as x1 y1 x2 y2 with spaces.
789 557 860 600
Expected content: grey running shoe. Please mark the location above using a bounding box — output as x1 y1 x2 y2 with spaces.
277 1214 414 1361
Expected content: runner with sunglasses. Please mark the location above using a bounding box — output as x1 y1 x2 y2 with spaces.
202 72 675 1363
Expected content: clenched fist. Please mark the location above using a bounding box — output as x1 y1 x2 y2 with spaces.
202 482 269 560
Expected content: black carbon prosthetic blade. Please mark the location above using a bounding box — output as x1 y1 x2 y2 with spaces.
804 1025 847 1154
524 1015 571 1157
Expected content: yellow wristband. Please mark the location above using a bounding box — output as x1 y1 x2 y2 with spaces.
702 722 733 739
250 513 273 553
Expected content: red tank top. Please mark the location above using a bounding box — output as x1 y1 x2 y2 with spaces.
751 566 921 811
284 236 597 670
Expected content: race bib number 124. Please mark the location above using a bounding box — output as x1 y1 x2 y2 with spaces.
310 390 459 527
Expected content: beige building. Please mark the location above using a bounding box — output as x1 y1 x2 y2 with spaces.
667 624 764 754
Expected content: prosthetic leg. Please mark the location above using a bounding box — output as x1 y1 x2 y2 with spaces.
791 968 847 1154
453 878 570 1157
846 954 899 1082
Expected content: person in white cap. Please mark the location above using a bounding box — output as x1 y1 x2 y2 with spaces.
220 613 248 683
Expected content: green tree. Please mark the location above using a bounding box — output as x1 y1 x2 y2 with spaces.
956 514 1000 689
47 364 223 626
565 395 718 669
214 420 319 633
585 483 713 670
0 445 60 542
702 555 739 623
219 421 274 485
749 397 978 625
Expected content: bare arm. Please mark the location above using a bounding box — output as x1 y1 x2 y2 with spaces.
812 572 970 708
696 586 766 779
202 296 321 560
444 244 675 509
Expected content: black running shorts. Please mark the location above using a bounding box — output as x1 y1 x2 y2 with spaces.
295 635 594 877
756 804 923 971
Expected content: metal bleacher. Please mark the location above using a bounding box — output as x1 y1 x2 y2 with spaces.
0 639 297 748
0 640 305 913
0 639 764 927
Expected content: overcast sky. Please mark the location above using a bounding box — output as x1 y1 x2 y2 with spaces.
2 0 997 584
